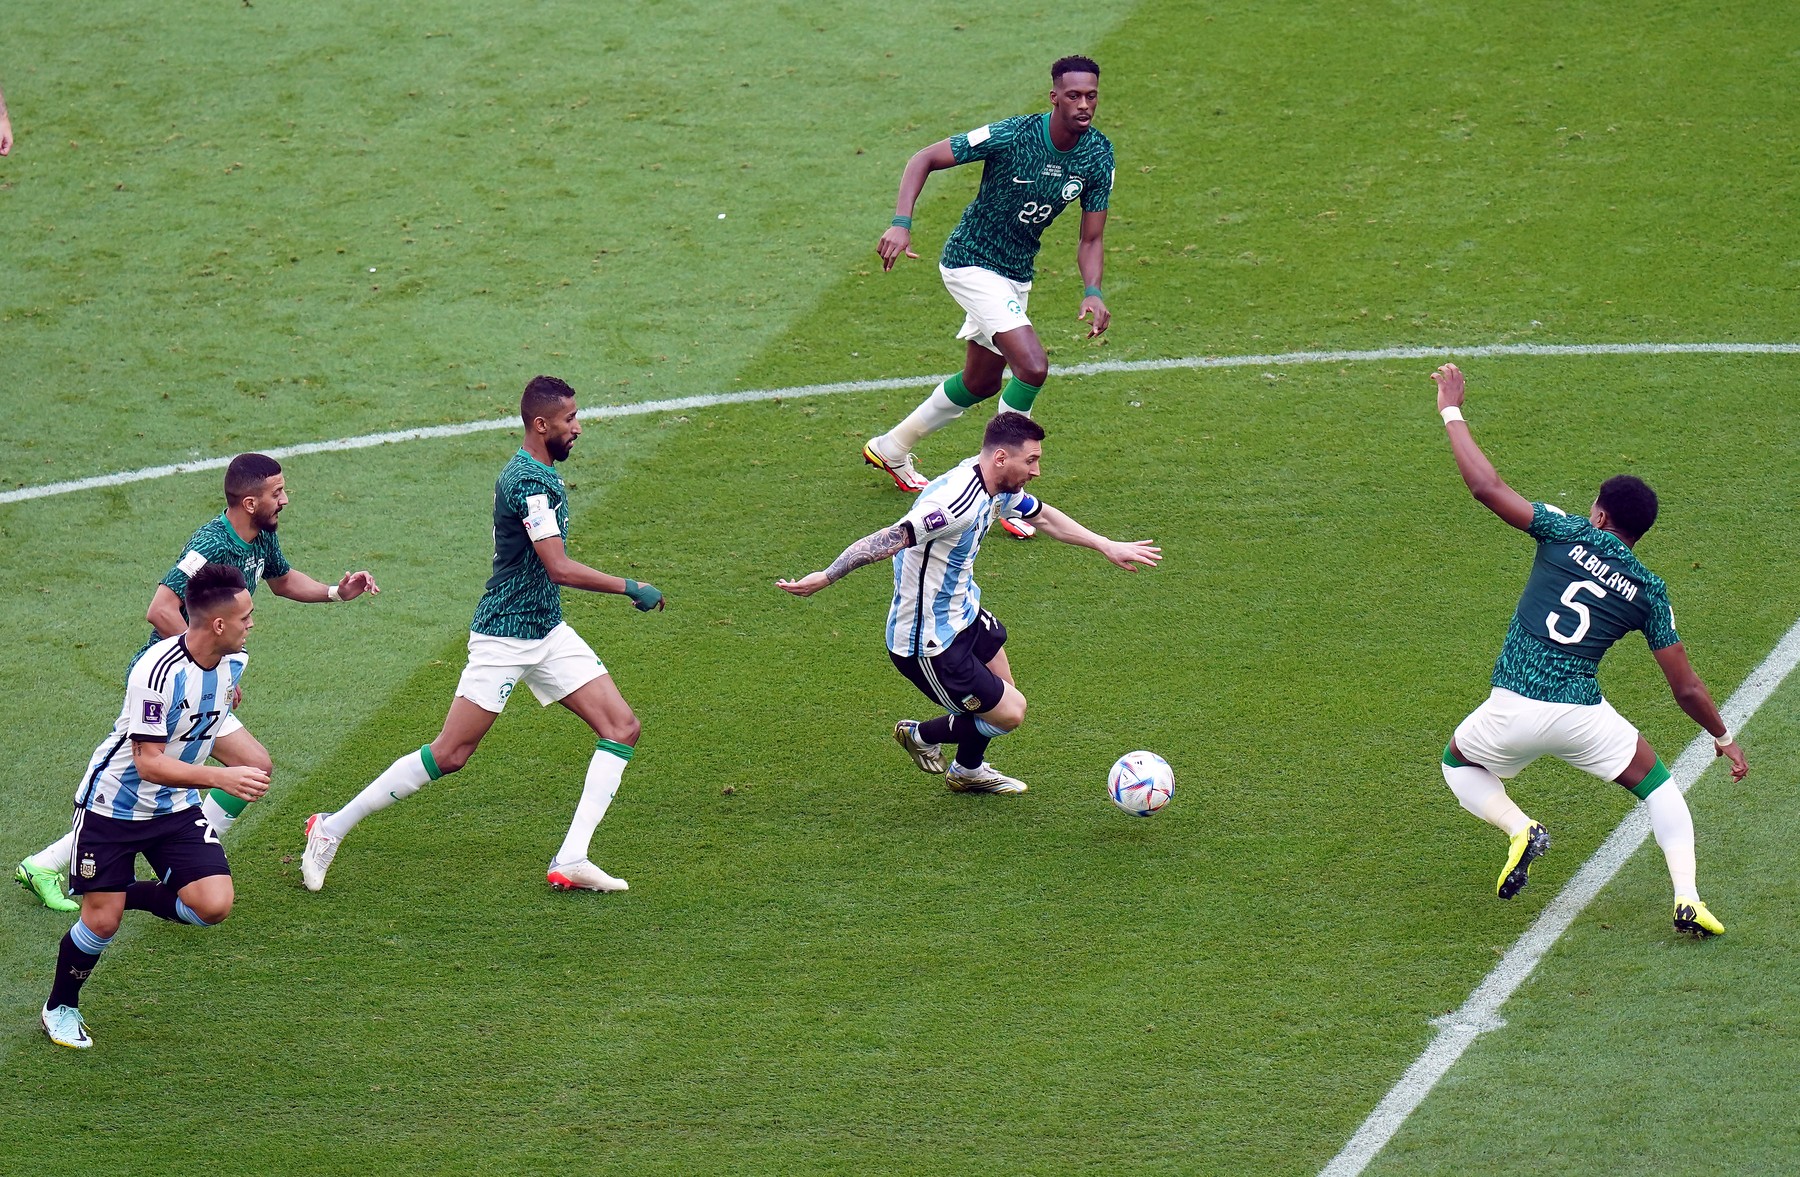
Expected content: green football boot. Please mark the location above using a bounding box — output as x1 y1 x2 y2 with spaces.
15 862 79 913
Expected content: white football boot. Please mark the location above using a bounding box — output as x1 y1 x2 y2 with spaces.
547 858 629 893
300 812 342 892
945 762 1028 794
41 1004 92 1049
894 720 947 774
998 516 1036 539
862 435 930 492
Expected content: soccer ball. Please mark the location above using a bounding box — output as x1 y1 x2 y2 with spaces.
1108 750 1174 817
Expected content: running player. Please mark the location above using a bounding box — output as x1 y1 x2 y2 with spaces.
41 563 269 1049
862 55 1114 540
781 412 1158 793
15 453 379 912
301 376 664 895
1432 363 1748 937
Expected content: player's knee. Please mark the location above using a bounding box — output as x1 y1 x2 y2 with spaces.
247 747 274 775
1013 357 1049 388
964 372 1003 398
611 711 642 746
191 896 233 925
83 911 123 939
987 693 1026 731
435 744 476 774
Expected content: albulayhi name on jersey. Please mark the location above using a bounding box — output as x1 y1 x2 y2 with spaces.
1567 544 1641 601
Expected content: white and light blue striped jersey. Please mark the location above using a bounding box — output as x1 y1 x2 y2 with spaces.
886 457 1042 656
76 635 248 821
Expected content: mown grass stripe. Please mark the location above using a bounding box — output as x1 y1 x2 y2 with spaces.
5 341 1795 507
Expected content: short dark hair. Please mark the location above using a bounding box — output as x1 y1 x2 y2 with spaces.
983 411 1046 453
522 375 576 426
224 453 281 503
185 563 248 619
1052 55 1100 83
1597 474 1659 540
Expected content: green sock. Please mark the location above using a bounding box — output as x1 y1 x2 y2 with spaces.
999 376 1042 413
1629 756 1672 801
942 372 979 409
208 788 249 818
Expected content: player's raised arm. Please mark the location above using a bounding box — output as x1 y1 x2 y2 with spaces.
878 139 959 271
778 521 916 596
1433 363 1535 531
1029 503 1160 571
532 534 664 611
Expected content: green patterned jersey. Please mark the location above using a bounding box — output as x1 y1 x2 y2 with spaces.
131 513 291 666
1490 503 1680 705
470 449 569 640
939 113 1115 283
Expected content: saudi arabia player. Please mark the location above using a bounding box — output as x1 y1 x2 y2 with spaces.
41 563 269 1049
301 376 664 895
1433 363 1748 937
862 55 1114 540
782 412 1158 793
15 452 379 913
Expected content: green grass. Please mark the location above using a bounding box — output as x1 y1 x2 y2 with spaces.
3 2 1798 1174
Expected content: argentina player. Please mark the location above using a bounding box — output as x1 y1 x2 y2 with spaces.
41 564 269 1049
781 412 1159 793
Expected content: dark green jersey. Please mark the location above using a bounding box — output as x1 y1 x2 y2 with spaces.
470 449 569 640
939 113 1115 283
131 513 291 666
1491 503 1680 705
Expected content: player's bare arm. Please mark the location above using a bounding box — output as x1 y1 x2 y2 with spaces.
1030 504 1161 571
778 522 916 596
532 535 665 611
131 740 270 801
1651 643 1749 780
1433 363 1534 530
265 568 380 603
1077 209 1110 337
146 584 186 638
878 139 959 271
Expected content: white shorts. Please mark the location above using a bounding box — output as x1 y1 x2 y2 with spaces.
455 623 607 713
1453 687 1639 781
941 264 1033 354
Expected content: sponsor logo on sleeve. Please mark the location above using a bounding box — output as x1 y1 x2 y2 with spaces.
923 509 949 533
966 124 992 146
142 699 164 726
177 550 207 576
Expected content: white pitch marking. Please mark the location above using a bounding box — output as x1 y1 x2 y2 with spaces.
1321 614 1800 1177
3 341 1796 507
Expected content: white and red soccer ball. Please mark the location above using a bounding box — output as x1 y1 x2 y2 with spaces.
1107 750 1174 817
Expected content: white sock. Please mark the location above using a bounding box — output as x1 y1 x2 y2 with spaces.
322 749 433 839
1645 782 1699 900
885 385 965 452
555 746 629 865
201 793 236 835
1442 763 1531 836
25 831 75 874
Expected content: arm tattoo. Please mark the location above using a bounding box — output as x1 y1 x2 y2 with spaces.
825 522 914 584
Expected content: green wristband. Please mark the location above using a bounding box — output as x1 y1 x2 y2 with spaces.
1083 285 1104 299
891 215 913 229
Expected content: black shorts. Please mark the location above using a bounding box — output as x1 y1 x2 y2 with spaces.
889 609 1009 715
69 807 231 895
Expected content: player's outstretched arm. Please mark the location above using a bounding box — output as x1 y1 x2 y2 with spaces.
1030 504 1161 571
1077 210 1110 337
146 584 187 639
1652 643 1749 780
533 535 664 610
266 569 380 603
132 740 271 801
1433 363 1534 531
778 522 915 597
878 139 958 271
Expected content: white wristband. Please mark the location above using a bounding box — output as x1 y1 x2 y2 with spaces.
1439 406 1465 424
327 584 342 603
1713 727 1734 747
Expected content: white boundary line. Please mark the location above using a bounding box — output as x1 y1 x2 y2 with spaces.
4 340 1796 506
1321 615 1800 1176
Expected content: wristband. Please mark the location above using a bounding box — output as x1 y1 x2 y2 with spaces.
890 215 913 230
623 578 663 612
1439 406 1465 424
1083 285 1104 299
1714 727 1734 747
327 584 342 602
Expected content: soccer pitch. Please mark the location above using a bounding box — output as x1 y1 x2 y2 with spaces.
4 3 1798 1173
